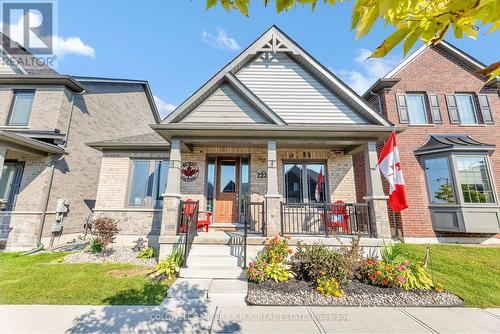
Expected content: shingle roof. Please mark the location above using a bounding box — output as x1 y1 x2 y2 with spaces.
86 132 169 150
414 134 495 156
0 32 58 75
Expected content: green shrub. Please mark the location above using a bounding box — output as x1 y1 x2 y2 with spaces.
137 247 156 259
92 216 119 251
366 258 435 290
339 234 367 280
88 238 103 254
316 274 344 298
150 259 180 279
265 262 295 283
294 242 348 284
380 241 403 263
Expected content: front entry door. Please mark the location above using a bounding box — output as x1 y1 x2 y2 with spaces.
215 158 240 223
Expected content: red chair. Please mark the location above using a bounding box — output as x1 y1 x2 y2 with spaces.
179 199 213 233
320 200 351 234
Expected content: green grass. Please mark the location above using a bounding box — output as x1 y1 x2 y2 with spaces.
400 244 500 308
0 252 174 305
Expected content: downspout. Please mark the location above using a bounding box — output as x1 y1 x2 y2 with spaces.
368 89 383 115
63 90 85 147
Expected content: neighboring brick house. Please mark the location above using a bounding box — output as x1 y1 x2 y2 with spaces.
0 35 160 250
355 41 500 243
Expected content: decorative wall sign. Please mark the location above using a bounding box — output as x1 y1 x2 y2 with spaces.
256 171 267 179
181 162 199 182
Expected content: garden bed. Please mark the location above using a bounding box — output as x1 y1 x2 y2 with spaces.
247 279 464 307
63 245 157 267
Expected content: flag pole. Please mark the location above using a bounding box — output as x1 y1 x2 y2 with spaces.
392 210 399 239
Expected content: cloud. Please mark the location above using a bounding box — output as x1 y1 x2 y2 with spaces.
3 10 94 58
335 48 401 94
201 29 240 51
154 95 176 118
53 36 95 58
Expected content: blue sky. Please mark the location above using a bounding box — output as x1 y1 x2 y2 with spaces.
37 1 500 117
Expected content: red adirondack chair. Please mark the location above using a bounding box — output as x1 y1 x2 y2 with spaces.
179 199 213 233
321 200 351 234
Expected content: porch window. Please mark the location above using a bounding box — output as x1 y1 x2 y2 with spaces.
284 162 327 203
456 156 495 203
0 162 24 211
8 90 35 126
128 159 169 207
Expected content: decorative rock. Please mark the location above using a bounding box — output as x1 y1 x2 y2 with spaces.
247 280 464 307
63 245 157 267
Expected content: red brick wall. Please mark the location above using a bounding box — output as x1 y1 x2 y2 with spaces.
358 46 500 239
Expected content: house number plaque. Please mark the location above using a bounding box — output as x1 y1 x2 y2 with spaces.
256 171 267 178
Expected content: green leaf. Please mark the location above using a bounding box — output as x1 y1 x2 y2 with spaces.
206 0 218 10
370 26 410 58
403 29 420 56
355 4 379 39
235 0 249 16
276 0 294 12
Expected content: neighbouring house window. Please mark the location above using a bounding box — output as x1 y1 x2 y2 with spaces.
284 162 327 203
128 159 169 207
8 90 35 126
0 162 24 211
455 94 477 124
424 157 455 204
456 156 495 203
406 94 428 124
206 158 215 212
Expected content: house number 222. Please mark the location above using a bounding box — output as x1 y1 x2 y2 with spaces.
257 171 267 178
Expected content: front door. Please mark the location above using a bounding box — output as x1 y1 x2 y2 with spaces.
215 158 239 223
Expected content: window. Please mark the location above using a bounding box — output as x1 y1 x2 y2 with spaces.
0 162 24 211
406 94 428 124
284 162 327 203
455 94 477 124
424 157 455 204
206 158 215 212
8 90 35 126
456 156 495 203
128 159 169 207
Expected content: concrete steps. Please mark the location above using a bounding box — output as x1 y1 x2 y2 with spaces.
180 266 244 279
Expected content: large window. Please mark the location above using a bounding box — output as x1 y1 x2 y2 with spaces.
406 94 428 124
284 162 327 203
424 157 455 204
128 159 169 207
8 90 35 126
206 158 215 212
456 156 495 203
455 94 477 125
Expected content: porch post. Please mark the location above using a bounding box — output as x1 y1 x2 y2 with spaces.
160 138 182 236
363 141 391 239
265 140 282 236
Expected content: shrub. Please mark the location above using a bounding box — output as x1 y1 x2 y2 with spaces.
88 237 103 254
366 258 435 290
150 259 180 279
92 217 119 250
339 234 367 280
294 242 349 284
366 258 398 287
380 241 403 263
137 247 156 259
247 258 267 283
265 262 295 283
261 234 292 264
316 273 344 298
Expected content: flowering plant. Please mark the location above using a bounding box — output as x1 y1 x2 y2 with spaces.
247 258 267 283
366 258 434 291
262 233 292 264
316 272 344 298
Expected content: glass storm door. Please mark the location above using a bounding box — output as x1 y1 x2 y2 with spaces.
215 158 240 223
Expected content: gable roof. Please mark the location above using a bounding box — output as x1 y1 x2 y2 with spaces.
363 40 491 97
163 25 391 127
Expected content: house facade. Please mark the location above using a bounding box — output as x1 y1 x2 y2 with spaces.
0 34 160 251
357 42 500 244
89 26 398 256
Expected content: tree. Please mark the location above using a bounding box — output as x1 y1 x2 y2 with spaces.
206 0 500 80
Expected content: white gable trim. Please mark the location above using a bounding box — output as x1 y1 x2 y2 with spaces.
163 26 391 127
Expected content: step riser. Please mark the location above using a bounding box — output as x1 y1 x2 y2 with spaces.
180 269 244 279
187 256 240 267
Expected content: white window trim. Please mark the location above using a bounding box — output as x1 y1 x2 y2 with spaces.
455 93 478 125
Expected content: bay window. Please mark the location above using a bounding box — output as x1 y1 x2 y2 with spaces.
456 156 495 204
128 159 169 208
284 162 327 203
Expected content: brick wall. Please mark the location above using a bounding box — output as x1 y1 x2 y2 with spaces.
358 46 500 239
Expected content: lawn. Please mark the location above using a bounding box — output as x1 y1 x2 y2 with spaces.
0 252 173 305
400 244 500 308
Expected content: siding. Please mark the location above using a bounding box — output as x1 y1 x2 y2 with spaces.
182 84 268 123
236 52 367 124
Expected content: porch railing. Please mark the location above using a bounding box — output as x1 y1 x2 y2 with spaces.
280 202 371 236
243 201 265 269
177 200 199 267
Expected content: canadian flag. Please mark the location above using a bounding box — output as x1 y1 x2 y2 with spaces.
378 131 408 212
315 168 325 203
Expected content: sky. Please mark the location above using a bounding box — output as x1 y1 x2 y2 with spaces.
7 1 500 118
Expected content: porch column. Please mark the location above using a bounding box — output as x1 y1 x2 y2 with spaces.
0 147 6 209
161 138 182 236
265 140 282 236
363 141 391 239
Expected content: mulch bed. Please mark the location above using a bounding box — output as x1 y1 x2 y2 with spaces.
247 279 464 307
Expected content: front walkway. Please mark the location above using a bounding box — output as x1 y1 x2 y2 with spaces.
1 304 499 333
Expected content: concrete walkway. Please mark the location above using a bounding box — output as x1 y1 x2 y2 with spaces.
1 303 499 333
